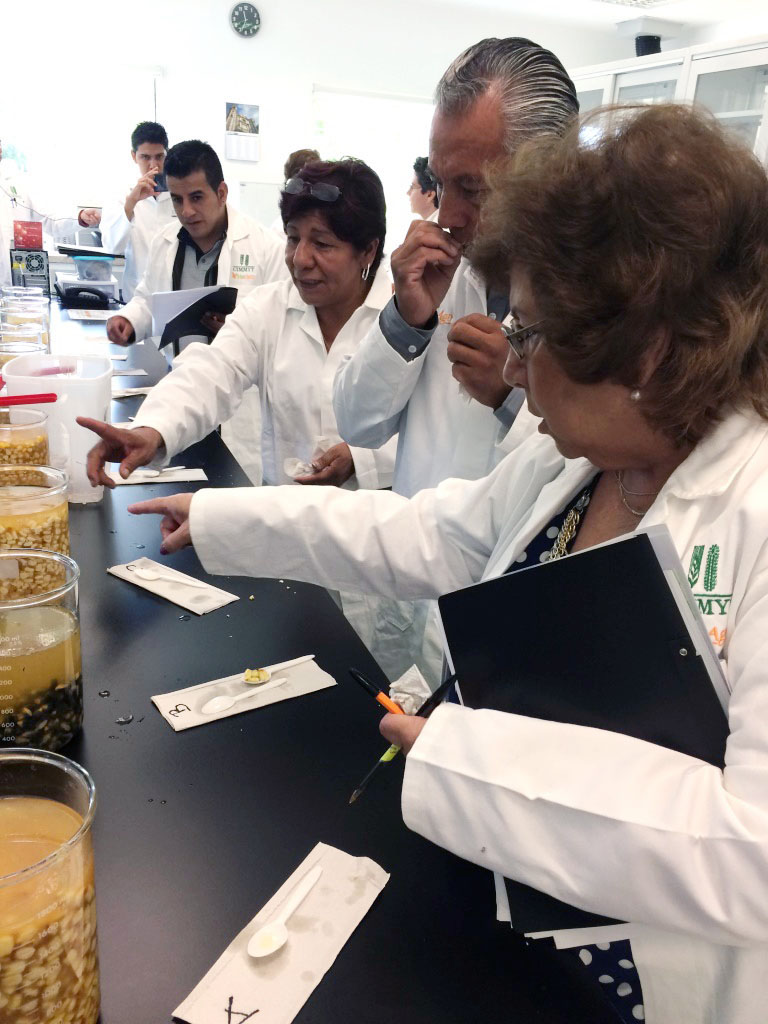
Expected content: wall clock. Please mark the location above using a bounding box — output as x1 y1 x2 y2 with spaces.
230 3 261 38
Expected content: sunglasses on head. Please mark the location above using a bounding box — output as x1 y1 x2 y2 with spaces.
283 177 342 202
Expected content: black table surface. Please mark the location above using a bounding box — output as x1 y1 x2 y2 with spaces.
50 308 608 1024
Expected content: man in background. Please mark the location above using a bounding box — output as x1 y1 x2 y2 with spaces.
270 147 320 235
408 156 438 221
107 139 286 349
100 121 176 301
106 139 287 481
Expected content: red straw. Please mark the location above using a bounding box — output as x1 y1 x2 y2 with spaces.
0 393 58 406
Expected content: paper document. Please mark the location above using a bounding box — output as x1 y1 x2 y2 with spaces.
151 285 235 338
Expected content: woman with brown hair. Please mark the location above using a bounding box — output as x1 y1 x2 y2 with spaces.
130 105 768 1022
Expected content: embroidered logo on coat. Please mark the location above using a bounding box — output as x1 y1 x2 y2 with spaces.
688 544 732 629
438 311 453 325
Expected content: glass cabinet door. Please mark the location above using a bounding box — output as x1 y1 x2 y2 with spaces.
576 88 605 113
617 78 677 104
573 74 614 113
690 50 768 158
613 63 686 106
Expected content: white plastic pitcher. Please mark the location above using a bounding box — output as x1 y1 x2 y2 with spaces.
3 353 112 503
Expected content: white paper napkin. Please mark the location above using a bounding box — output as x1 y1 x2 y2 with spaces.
107 556 237 614
107 466 208 485
152 656 334 731
174 842 389 1024
389 663 432 715
283 436 334 480
112 385 153 398
111 366 149 376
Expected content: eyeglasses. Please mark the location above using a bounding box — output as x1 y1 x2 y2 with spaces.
283 177 342 202
501 319 545 360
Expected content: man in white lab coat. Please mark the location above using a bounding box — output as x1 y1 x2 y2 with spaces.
0 137 101 288
333 37 579 498
108 139 286 351
106 139 287 477
99 121 176 302
332 37 578 681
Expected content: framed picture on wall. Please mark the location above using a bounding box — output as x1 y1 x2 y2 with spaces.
225 102 260 161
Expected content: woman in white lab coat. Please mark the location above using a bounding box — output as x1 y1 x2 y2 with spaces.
130 105 768 1023
82 158 394 490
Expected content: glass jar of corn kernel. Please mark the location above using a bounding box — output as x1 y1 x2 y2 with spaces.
0 467 69 568
0 551 82 752
0 749 99 1023
0 411 49 468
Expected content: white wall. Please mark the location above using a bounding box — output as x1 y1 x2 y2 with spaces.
2 0 624 225
687 16 768 46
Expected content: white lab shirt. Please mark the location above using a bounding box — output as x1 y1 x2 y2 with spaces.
132 268 395 490
120 203 287 343
333 257 528 498
121 203 288 477
99 190 176 301
189 408 768 1024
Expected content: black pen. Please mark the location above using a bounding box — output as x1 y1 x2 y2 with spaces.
348 672 458 805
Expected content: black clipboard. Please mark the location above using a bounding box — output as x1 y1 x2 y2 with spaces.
438 525 729 934
158 286 238 350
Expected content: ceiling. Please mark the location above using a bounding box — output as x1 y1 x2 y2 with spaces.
428 0 766 31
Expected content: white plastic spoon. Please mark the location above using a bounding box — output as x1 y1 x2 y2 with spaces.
136 466 187 478
247 864 323 958
126 564 209 589
200 677 288 715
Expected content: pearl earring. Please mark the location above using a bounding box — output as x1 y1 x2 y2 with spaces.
630 388 641 402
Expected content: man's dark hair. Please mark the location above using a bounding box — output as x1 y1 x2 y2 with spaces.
284 148 321 181
131 121 169 152
413 156 438 208
279 158 387 277
165 140 224 191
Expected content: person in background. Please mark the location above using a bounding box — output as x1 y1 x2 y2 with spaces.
408 156 438 221
100 121 176 302
128 103 768 1024
107 139 287 351
332 37 578 683
105 139 287 479
0 136 100 288
270 147 320 235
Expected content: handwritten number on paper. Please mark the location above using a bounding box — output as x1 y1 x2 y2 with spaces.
168 703 191 718
225 995 259 1021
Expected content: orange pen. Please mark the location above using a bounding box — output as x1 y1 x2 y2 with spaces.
348 668 405 715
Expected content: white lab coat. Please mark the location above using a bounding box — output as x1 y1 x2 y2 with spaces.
332 257 526 498
120 203 288 478
120 203 287 344
99 190 176 301
188 407 768 1024
132 268 396 490
333 255 535 680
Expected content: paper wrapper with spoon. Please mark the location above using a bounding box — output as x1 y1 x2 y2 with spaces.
151 654 335 730
173 842 389 1024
